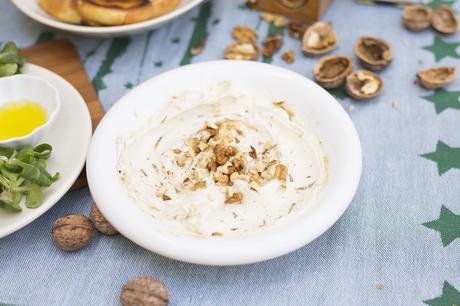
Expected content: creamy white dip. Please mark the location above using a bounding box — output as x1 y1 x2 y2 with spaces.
116 82 327 238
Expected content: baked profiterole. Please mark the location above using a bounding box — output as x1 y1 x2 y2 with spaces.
38 0 181 26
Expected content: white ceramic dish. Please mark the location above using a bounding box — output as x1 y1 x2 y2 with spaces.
0 75 60 148
87 61 362 266
11 0 205 37
0 64 92 239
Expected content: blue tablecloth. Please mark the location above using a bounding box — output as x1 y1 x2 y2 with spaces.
1 0 460 305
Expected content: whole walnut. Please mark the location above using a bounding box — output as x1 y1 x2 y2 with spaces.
120 277 169 306
89 203 118 235
52 214 93 251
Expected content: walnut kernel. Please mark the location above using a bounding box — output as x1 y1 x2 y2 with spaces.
232 26 258 45
282 49 295 64
224 42 259 61
262 33 283 57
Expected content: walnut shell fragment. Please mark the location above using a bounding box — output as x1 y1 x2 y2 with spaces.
52 214 93 252
120 277 169 306
402 5 433 31
224 43 259 60
432 5 458 34
314 55 353 89
346 70 383 100
355 36 393 71
302 21 337 56
416 66 456 89
90 203 118 235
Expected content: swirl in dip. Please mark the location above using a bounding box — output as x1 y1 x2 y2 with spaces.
116 82 327 238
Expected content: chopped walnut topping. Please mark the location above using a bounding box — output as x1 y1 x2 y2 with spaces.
173 148 181 154
249 146 257 159
191 181 207 191
225 192 244 204
274 164 288 181
273 101 295 120
162 194 171 201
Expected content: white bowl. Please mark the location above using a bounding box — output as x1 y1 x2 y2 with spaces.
11 0 205 37
0 75 60 148
87 61 362 266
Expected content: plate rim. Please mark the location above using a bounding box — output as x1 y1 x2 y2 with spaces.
11 0 205 35
0 63 92 239
87 60 362 265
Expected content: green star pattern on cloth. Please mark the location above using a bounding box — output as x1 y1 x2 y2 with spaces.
421 141 460 175
422 88 460 114
423 205 460 246
327 88 348 100
426 0 456 9
422 36 460 62
424 281 460 306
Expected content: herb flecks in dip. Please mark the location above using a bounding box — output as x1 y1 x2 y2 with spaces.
116 82 327 238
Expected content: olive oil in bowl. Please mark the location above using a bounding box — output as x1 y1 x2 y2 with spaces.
0 100 48 141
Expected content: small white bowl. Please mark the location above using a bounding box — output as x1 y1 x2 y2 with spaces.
0 75 60 148
87 61 362 266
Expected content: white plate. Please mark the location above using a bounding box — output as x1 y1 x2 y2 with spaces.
87 61 362 266
0 64 92 238
11 0 205 37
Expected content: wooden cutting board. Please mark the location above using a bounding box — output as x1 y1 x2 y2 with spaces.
20 39 105 190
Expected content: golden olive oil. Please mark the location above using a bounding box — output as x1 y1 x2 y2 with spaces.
0 100 48 140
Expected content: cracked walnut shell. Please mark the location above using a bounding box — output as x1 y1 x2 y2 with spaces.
90 203 118 235
52 214 93 252
120 277 169 306
417 66 456 89
355 36 393 71
302 21 337 56
432 5 458 34
314 55 353 89
225 42 259 60
346 70 383 100
402 5 433 31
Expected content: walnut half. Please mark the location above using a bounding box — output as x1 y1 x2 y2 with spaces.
346 70 383 100
402 5 433 31
314 55 353 89
417 66 456 89
355 36 393 71
432 5 458 34
302 21 337 56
